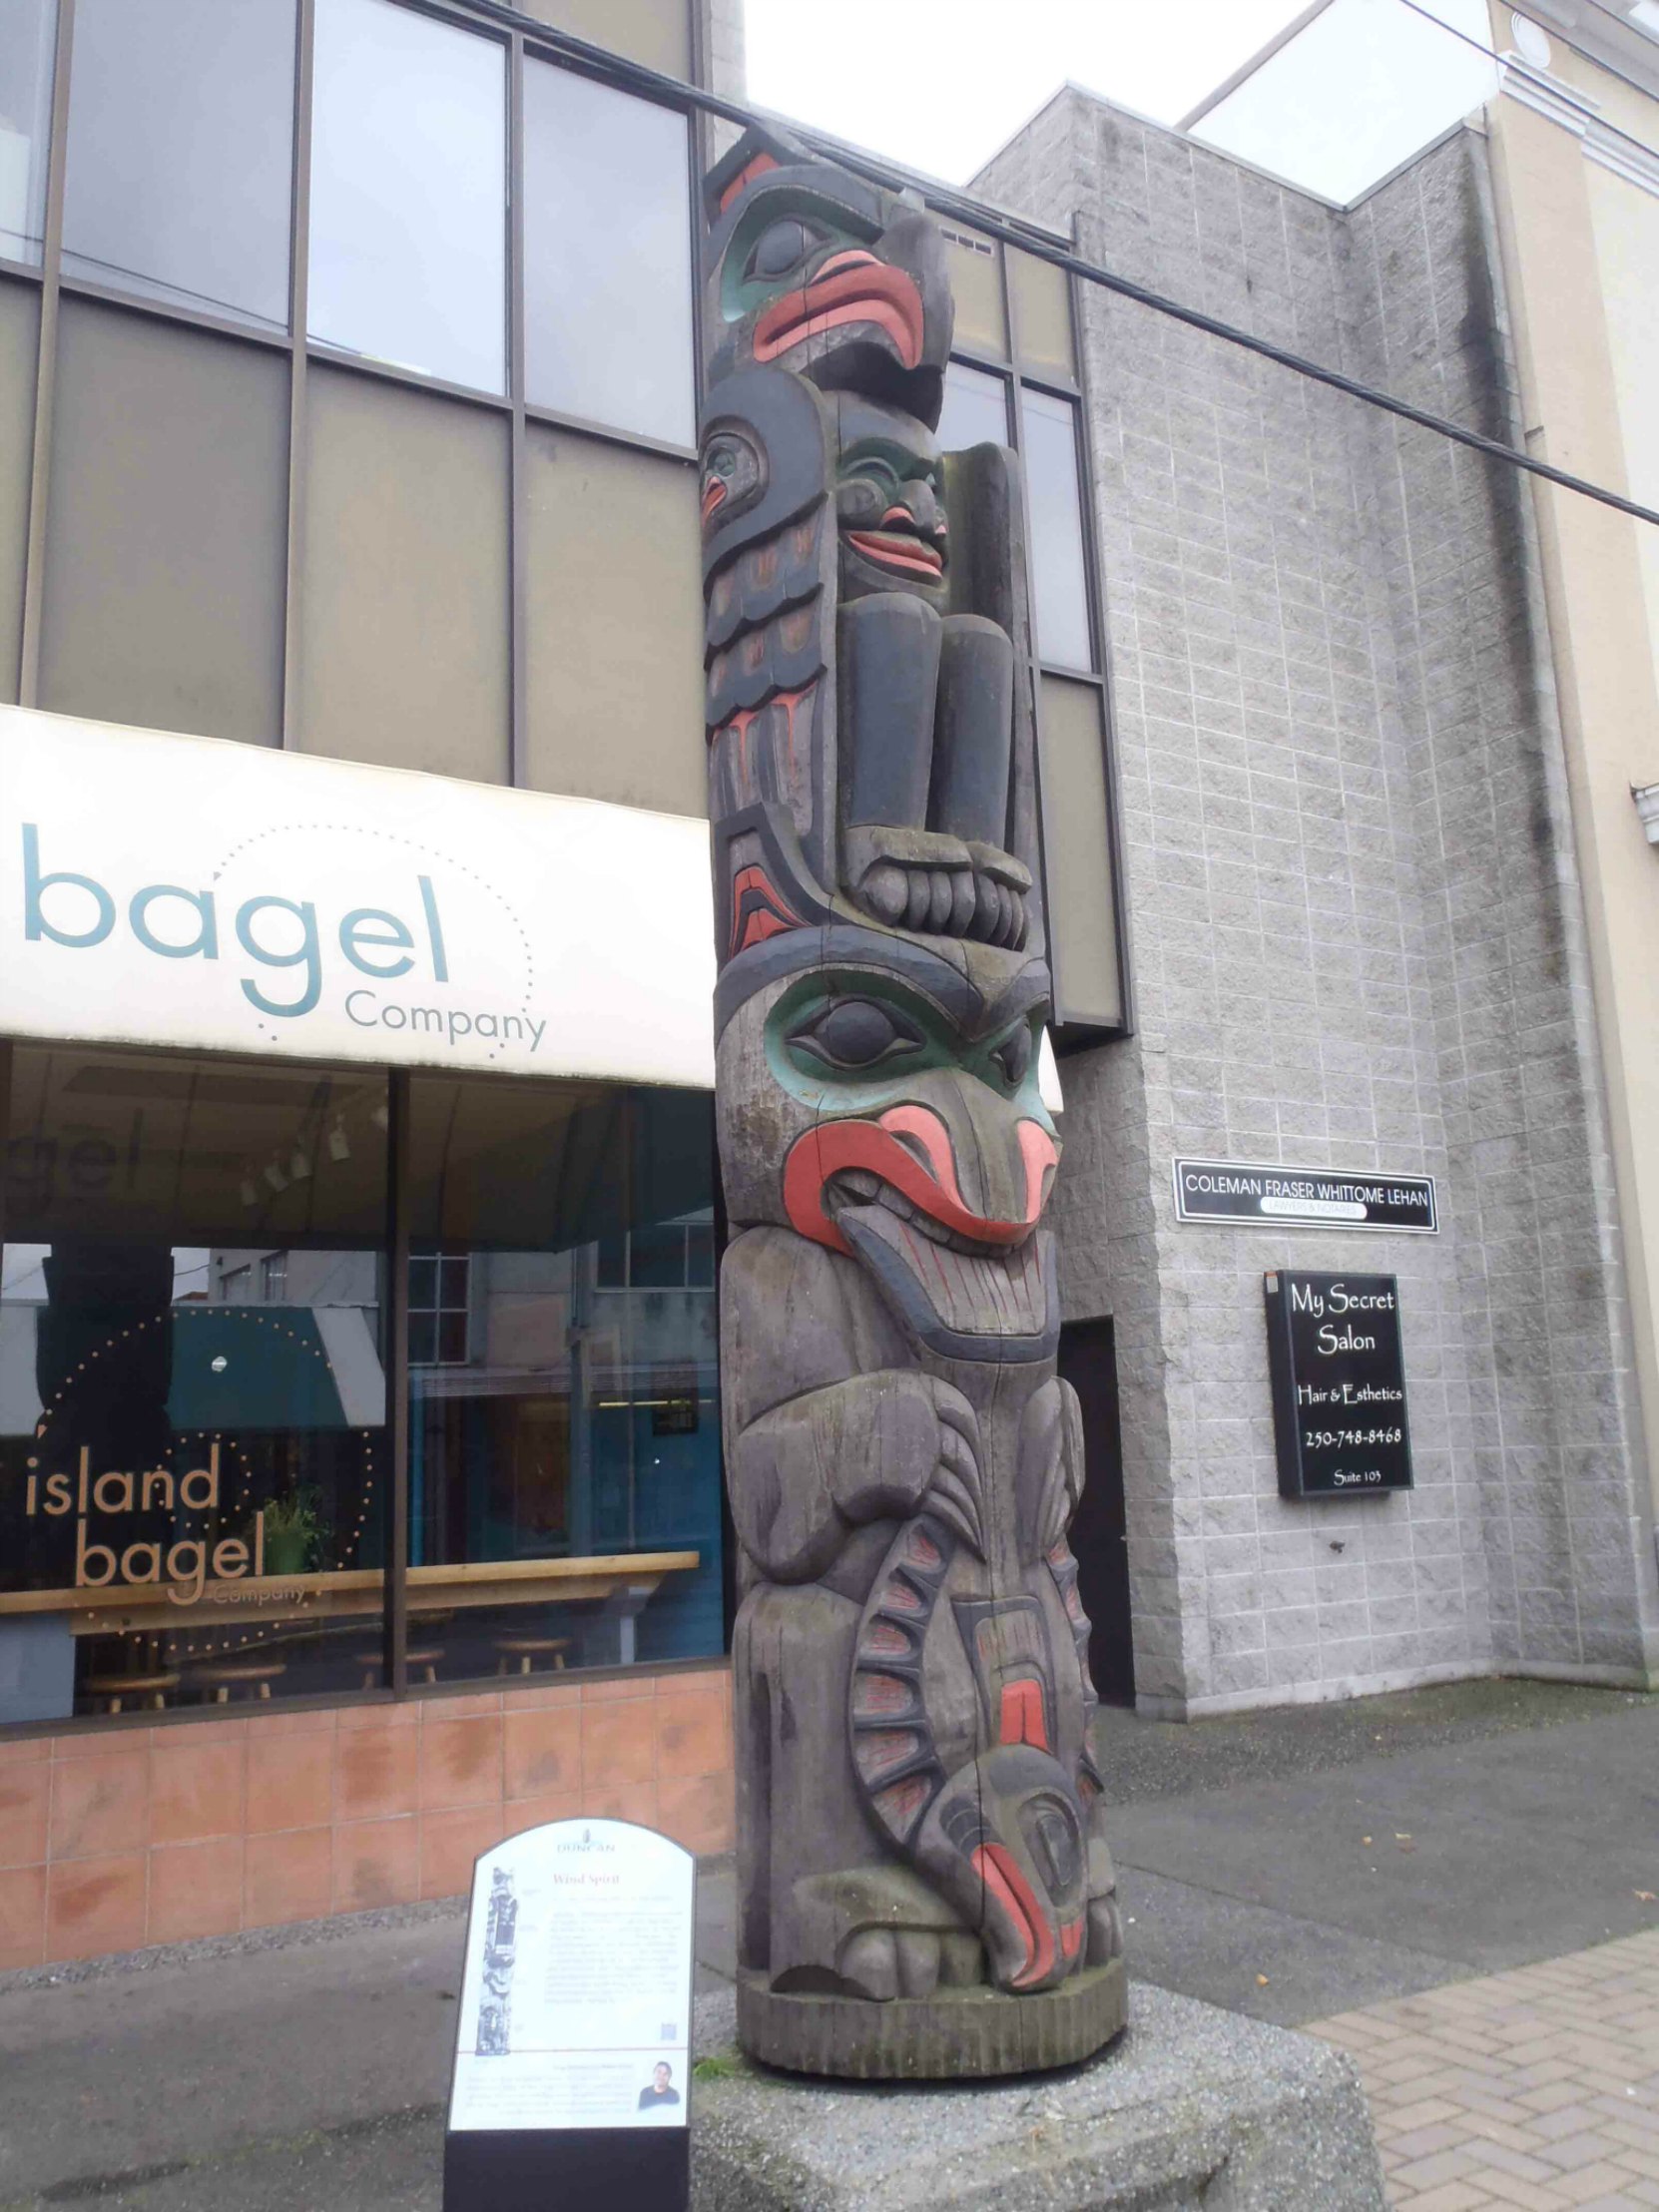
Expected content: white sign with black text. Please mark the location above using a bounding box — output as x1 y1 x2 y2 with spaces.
448 1819 695 2136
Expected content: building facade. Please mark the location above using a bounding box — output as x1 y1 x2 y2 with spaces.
976 3 1659 1717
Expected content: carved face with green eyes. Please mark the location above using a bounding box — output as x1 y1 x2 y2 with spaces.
705 131 953 426
716 966 1058 1276
834 413 948 604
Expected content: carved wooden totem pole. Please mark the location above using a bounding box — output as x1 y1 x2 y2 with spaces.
701 124 1127 2079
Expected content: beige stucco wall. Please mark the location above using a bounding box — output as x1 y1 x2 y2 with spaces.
1482 12 1659 1523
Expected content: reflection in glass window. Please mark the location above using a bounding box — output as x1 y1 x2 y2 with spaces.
0 0 55 267
406 1076 722 1684
0 1049 390 1724
935 360 1009 453
524 64 694 446
1021 385 1094 672
309 0 506 393
62 0 295 329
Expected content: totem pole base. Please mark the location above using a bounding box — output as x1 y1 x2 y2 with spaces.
735 1959 1127 2081
695 1982 1387 2212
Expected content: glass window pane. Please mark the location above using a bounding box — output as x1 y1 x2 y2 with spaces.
409 1255 437 1310
935 360 1009 453
524 64 694 446
39 299 288 746
524 426 703 813
62 0 294 331
0 0 55 268
1 1049 390 1725
938 223 1005 359
1021 384 1094 672
0 277 38 704
1040 674 1122 1029
405 1076 723 1683
308 0 505 393
296 366 509 779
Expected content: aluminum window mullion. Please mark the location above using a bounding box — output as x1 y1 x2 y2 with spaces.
17 0 76 711
385 1065 412 1698
508 31 527 789
281 0 315 752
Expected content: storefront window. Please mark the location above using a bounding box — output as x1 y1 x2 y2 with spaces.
0 1047 389 1723
523 62 695 446
307 0 506 393
0 0 56 268
61 0 296 330
405 1075 722 1683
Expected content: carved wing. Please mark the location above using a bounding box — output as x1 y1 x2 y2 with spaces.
701 365 840 954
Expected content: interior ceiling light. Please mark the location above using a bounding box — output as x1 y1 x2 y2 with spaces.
289 1146 312 1182
263 1157 288 1193
239 1174 259 1210
328 1118 350 1163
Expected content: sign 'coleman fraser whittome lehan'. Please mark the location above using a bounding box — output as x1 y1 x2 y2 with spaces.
1172 1159 1438 1234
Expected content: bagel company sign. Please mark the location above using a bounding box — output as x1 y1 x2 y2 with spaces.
1174 1157 1437 1235
0 704 716 1088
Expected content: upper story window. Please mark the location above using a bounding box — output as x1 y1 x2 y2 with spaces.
0 0 56 267
1021 384 1094 675
308 0 508 393
523 60 695 446
936 360 1010 450
61 0 295 331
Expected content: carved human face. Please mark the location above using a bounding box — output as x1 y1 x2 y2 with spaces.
833 398 948 607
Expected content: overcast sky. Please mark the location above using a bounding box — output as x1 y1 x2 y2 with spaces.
743 0 1313 186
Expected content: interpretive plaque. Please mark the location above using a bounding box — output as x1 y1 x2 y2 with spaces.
1175 1158 1437 1234
442 1817 695 2211
1264 1271 1413 1499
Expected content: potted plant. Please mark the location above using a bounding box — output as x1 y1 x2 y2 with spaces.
259 1486 325 1576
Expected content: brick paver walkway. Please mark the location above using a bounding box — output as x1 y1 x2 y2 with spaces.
1308 1928 1659 2209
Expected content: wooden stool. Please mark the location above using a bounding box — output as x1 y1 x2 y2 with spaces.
194 1660 286 1704
357 1646 441 1689
83 1670 179 1715
495 1635 571 1677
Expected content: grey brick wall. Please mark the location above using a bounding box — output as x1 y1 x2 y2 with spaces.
977 96 1659 1712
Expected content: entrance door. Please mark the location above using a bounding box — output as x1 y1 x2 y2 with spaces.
1056 1317 1134 1706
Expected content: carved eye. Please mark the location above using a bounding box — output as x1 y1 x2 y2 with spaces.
791 997 923 1072
748 218 825 281
990 1023 1033 1089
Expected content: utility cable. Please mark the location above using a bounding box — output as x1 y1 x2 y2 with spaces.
453 0 1659 531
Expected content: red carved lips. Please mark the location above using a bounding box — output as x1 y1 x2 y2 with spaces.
701 476 728 523
752 250 926 370
783 1105 1057 1259
846 504 946 581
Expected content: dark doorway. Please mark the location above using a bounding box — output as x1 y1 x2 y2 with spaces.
1057 1317 1134 1706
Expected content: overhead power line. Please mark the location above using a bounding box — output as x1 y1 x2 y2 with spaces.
456 0 1659 533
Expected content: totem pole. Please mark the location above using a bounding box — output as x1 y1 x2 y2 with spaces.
701 124 1126 2080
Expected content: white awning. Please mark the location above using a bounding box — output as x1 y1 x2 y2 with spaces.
0 703 717 1090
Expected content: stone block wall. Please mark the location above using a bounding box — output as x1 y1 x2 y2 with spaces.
977 98 1659 1711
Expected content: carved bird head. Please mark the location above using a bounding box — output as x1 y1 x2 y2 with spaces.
704 125 953 430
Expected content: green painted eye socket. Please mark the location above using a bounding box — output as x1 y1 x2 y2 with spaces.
989 1023 1033 1090
787 996 923 1075
747 217 828 282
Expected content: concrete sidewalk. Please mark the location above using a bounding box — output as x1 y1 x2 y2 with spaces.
0 1679 1652 2210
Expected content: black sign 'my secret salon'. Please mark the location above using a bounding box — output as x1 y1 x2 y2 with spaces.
1264 1272 1413 1500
